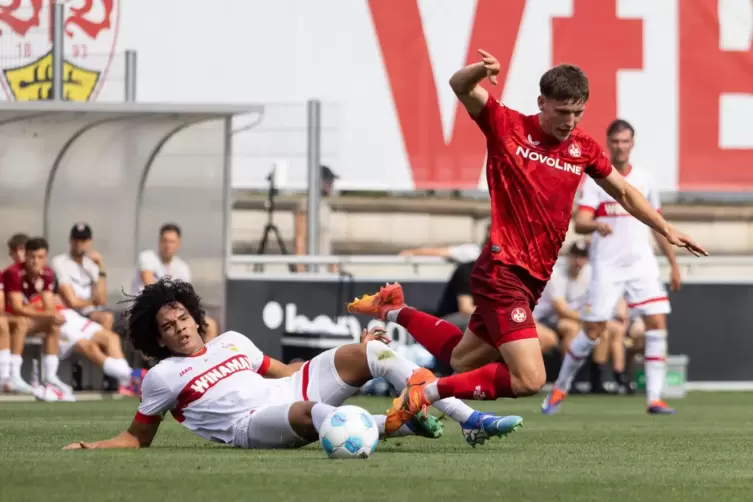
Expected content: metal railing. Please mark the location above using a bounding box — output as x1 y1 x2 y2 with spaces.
229 254 753 281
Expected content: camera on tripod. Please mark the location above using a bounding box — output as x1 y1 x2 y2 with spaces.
255 162 294 272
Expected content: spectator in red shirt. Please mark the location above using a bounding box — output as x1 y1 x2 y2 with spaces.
1 233 34 393
3 237 73 398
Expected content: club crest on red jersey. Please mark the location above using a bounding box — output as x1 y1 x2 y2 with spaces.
568 143 581 158
511 307 527 323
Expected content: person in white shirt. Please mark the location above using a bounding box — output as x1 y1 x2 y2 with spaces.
62 278 520 450
135 223 217 341
295 165 339 273
543 119 683 415
52 223 113 330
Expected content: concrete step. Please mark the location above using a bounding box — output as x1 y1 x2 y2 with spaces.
231 193 753 255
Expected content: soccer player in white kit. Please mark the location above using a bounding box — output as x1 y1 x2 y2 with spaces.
542 119 683 415
63 278 521 451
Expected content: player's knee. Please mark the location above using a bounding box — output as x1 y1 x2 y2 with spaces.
334 343 371 387
584 322 606 340
74 339 95 358
287 401 318 442
515 378 544 397
557 318 580 337
513 368 546 397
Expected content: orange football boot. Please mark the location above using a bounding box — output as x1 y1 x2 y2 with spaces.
384 367 437 434
347 282 405 321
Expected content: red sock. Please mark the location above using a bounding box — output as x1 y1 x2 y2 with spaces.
436 362 515 400
396 308 462 365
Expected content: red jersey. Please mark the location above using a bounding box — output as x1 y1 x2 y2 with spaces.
3 262 55 313
474 95 612 282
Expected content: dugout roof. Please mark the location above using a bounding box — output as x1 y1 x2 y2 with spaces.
0 102 260 320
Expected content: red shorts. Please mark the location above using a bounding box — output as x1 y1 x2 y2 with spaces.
468 249 547 347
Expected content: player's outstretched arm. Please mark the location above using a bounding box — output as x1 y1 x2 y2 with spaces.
63 419 160 450
595 170 708 257
449 49 499 118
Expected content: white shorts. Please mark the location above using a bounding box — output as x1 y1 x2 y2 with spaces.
59 309 102 359
232 348 359 449
233 403 310 449
290 347 359 406
582 276 670 322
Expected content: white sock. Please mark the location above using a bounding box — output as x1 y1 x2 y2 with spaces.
311 403 336 433
644 329 668 403
373 414 416 437
364 340 474 423
554 330 597 392
424 381 440 402
42 354 60 381
10 354 22 380
116 359 134 385
385 307 405 323
0 349 10 381
103 357 133 385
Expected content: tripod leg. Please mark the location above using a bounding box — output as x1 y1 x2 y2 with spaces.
271 225 287 255
258 224 271 255
269 225 295 272
255 225 273 272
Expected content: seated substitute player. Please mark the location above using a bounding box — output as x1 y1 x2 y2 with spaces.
63 278 521 451
543 119 683 415
52 223 114 330
0 233 35 393
54 304 136 396
7 233 134 396
348 51 705 433
134 223 218 342
3 237 72 398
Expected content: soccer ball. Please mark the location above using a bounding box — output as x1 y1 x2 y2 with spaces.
319 405 380 459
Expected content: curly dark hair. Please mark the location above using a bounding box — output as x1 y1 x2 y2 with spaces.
121 277 207 361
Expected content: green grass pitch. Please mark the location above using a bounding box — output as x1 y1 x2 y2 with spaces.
1 393 752 502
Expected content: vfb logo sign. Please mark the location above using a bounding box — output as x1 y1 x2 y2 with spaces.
0 0 120 101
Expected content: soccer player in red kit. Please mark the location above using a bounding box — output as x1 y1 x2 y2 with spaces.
349 49 707 433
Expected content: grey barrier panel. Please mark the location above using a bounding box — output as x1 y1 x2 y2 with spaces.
226 277 753 382
0 102 259 319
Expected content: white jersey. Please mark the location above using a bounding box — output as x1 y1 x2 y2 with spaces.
51 253 100 315
135 331 294 445
578 167 660 279
534 263 591 321
133 250 192 294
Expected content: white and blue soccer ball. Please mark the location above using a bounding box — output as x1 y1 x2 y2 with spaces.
319 405 380 459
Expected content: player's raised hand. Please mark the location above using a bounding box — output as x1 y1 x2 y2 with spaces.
596 222 612 237
63 441 97 450
477 49 500 85
665 228 708 257
360 327 391 345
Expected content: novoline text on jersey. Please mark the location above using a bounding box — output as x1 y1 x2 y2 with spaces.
515 145 582 175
